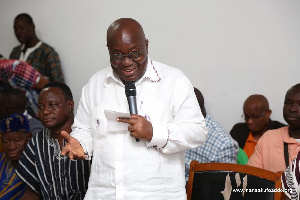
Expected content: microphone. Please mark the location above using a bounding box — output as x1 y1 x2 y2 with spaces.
125 81 140 142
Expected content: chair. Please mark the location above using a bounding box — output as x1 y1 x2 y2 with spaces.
187 161 284 200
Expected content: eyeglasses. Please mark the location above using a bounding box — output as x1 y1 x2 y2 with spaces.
111 45 145 62
242 111 266 121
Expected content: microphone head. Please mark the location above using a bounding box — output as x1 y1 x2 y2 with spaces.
125 81 136 97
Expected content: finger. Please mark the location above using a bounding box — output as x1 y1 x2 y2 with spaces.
61 146 69 156
61 131 72 141
128 125 133 131
117 117 131 124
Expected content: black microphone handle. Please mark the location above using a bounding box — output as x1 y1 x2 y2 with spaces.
127 96 140 142
127 96 138 114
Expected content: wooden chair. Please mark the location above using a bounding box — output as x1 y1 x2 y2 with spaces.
187 161 284 200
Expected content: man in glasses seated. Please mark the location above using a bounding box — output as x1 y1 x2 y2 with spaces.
230 94 286 158
247 83 300 172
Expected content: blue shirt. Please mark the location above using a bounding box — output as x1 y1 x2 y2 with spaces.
185 115 239 181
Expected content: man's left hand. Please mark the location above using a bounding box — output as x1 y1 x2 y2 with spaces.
117 114 153 141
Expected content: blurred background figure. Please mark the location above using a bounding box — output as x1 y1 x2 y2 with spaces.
10 13 65 83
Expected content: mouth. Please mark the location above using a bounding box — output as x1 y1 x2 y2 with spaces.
122 67 137 76
43 117 54 123
7 152 19 159
247 125 256 130
286 116 300 121
17 36 26 43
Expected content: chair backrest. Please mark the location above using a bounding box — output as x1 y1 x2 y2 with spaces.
187 161 284 200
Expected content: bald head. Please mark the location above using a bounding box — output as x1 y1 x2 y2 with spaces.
243 95 269 110
106 18 149 83
107 18 146 48
243 94 272 135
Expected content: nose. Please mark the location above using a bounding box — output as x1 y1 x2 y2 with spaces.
122 56 133 66
290 103 299 112
40 106 51 116
7 141 17 150
245 118 254 124
14 28 21 36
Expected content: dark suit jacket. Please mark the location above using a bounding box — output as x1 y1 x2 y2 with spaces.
230 119 287 149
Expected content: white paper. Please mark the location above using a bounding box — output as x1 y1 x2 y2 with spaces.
104 109 130 132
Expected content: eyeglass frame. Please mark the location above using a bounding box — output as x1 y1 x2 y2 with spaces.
110 44 145 62
242 110 267 121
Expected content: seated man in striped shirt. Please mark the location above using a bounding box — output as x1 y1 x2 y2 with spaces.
0 113 32 199
16 82 91 200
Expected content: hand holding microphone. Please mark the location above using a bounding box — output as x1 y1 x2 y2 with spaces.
116 81 153 142
125 81 140 142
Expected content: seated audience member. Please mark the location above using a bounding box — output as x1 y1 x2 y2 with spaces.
1 88 44 135
0 114 32 199
10 13 64 83
0 88 44 153
16 82 91 200
281 151 300 200
230 94 286 158
0 55 49 117
247 83 300 172
185 88 239 181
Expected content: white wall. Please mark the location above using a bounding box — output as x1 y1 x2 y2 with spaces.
1 0 299 131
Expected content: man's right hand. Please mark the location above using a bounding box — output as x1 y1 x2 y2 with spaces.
61 131 86 160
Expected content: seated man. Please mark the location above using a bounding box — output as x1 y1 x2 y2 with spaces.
247 83 300 172
0 113 32 199
16 82 91 200
185 88 239 181
1 88 44 135
0 88 44 153
230 94 286 158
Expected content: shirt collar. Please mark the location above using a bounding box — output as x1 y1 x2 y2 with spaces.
104 57 161 87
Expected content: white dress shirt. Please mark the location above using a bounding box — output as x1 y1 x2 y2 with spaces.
71 58 207 200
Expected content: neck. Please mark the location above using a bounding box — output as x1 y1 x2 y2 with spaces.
288 126 300 139
50 118 73 149
24 36 40 49
11 160 18 167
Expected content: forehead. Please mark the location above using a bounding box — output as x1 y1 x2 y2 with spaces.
1 131 27 138
110 31 143 49
286 87 300 99
39 87 64 101
14 16 30 25
243 101 265 113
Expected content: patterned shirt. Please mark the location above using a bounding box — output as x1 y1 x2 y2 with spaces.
0 59 40 116
10 42 64 83
16 129 91 200
185 115 239 181
282 151 300 200
0 153 26 199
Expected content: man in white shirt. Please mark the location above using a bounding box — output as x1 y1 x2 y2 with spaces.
61 18 207 200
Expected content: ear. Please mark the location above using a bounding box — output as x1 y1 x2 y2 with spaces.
27 132 33 141
67 100 74 111
145 39 149 54
266 109 272 117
